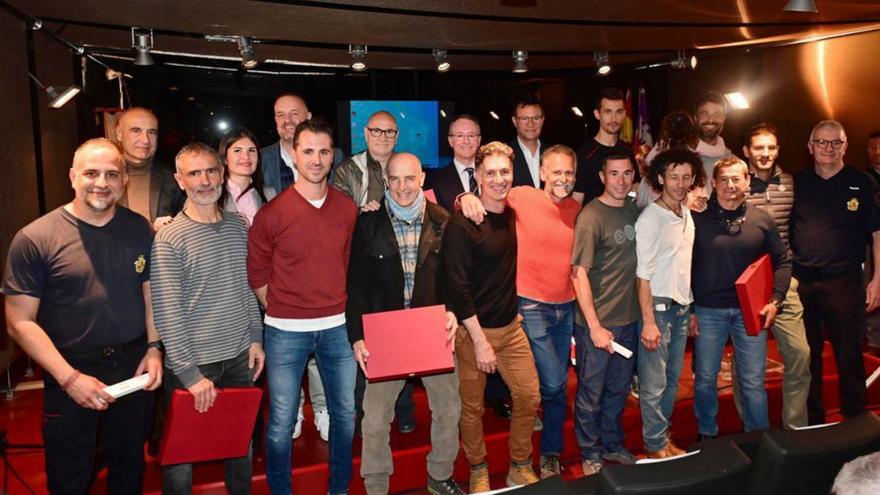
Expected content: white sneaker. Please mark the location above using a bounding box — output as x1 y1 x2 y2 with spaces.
292 409 305 439
314 408 329 442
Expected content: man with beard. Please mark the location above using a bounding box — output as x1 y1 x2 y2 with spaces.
4 138 162 494
443 142 541 491
248 118 358 495
458 145 581 478
692 92 733 198
571 154 641 475
115 107 184 230
573 87 636 205
151 142 265 494
635 149 703 458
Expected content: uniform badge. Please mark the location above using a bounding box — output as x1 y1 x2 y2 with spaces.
778 184 786 192
134 254 146 274
847 197 859 211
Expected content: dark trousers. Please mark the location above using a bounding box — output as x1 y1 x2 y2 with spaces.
798 273 868 423
163 349 255 495
43 340 149 495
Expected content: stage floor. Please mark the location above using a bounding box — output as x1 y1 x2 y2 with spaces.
2 341 880 494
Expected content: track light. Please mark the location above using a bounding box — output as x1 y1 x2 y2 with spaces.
433 49 451 73
237 36 259 69
512 50 528 73
28 73 80 109
349 45 368 71
784 0 817 13
594 51 611 76
671 50 698 70
131 28 154 66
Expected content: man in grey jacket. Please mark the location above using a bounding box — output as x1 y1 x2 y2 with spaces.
333 110 398 210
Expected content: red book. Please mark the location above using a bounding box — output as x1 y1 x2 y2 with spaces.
362 304 454 381
159 387 262 465
735 254 773 336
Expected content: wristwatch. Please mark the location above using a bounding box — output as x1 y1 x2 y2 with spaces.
147 340 165 353
769 299 784 311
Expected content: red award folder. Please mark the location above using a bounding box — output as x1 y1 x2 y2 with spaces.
735 254 773 336
362 304 454 381
159 387 262 466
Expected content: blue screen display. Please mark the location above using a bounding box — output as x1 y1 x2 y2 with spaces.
350 100 440 168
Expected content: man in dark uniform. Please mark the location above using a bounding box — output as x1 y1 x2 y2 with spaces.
790 120 880 424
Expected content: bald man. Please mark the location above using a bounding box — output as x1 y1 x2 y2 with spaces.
115 107 184 230
333 110 399 210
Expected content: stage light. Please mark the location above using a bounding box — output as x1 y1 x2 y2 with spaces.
439 109 447 118
512 51 528 73
349 45 367 71
433 48 451 73
27 73 80 109
671 50 698 70
784 0 817 13
217 119 229 131
489 111 500 120
571 106 584 117
725 92 750 109
131 28 154 66
594 51 611 76
238 36 259 69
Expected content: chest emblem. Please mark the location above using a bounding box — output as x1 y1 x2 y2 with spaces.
777 184 786 192
134 255 146 274
847 197 859 211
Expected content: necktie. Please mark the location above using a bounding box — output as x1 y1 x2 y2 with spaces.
465 167 478 194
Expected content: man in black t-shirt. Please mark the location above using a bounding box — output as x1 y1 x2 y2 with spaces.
790 120 880 424
573 87 636 205
3 138 162 495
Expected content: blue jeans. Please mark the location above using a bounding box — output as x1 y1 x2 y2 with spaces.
574 321 638 460
518 297 573 457
637 301 689 452
693 307 768 436
265 324 356 495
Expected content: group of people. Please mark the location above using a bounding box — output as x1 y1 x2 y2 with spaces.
3 87 879 495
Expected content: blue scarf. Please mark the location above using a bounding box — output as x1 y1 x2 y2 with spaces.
385 188 425 224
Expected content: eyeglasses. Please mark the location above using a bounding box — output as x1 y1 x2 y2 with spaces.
449 133 480 141
515 115 544 123
812 139 845 149
367 127 398 138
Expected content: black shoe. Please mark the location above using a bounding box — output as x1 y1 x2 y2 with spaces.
486 399 513 420
427 476 466 495
398 416 416 434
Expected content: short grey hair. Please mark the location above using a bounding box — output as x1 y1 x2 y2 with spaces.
809 119 847 143
174 141 221 173
72 138 124 171
832 452 880 495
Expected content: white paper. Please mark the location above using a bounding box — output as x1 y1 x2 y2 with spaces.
612 341 633 359
103 373 151 399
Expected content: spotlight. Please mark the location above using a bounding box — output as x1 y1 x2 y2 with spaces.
349 45 368 71
724 92 750 109
28 73 80 109
512 50 528 73
489 111 500 120
671 50 698 70
217 119 230 132
784 0 817 13
433 48 451 73
594 51 611 76
238 36 259 69
571 106 584 117
131 28 154 66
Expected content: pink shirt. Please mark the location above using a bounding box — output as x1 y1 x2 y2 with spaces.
507 187 579 303
227 181 259 226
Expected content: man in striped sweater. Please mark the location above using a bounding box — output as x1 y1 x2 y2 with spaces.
151 142 265 494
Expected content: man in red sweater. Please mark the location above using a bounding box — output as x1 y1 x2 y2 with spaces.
247 118 358 495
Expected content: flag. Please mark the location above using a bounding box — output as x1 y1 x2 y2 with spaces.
619 88 634 145
635 86 654 153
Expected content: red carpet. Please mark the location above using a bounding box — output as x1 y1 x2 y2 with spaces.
2 341 880 495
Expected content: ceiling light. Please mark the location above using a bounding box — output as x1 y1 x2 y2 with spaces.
512 50 528 73
131 28 154 66
724 92 750 109
237 36 259 69
433 48 451 73
349 45 368 71
594 51 611 76
216 119 229 131
27 73 80 108
489 111 500 120
784 0 817 13
571 106 584 117
671 50 698 70
439 109 447 118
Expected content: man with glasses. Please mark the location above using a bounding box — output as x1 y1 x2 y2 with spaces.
508 95 547 188
427 114 482 212
691 157 790 441
790 120 880 424
573 87 636 205
334 110 399 210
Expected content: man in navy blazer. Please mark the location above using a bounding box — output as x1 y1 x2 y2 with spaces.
507 95 547 188
426 114 482 212
262 93 311 194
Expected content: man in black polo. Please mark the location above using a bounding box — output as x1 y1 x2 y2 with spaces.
790 120 880 424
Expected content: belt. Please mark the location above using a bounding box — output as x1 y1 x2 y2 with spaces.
794 262 862 280
61 335 147 361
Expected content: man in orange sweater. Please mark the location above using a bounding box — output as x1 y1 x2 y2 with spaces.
459 145 581 478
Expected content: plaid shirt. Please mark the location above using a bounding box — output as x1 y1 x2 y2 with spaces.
387 203 425 307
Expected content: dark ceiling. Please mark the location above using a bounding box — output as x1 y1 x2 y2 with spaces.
6 0 880 71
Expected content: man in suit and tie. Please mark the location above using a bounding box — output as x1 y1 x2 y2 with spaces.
508 95 547 188
426 114 483 212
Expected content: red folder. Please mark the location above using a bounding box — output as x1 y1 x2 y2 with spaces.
362 304 454 381
735 254 773 336
159 387 262 466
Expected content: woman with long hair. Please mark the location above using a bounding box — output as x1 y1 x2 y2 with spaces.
217 126 275 225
